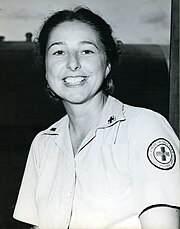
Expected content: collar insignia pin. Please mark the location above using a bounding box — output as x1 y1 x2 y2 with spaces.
108 115 116 124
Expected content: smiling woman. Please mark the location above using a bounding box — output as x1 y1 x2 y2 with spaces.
45 21 110 105
13 6 180 229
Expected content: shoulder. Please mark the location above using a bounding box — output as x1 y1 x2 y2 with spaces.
110 96 177 141
122 104 179 172
124 103 164 122
31 115 68 146
110 96 167 125
123 104 172 134
122 104 179 156
27 115 68 166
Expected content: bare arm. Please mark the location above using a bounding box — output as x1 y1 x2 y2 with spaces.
139 206 180 229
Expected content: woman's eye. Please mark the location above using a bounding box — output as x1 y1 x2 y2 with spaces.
81 50 94 55
53 50 65 56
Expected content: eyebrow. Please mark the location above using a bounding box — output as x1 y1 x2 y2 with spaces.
80 41 100 50
47 40 100 52
47 42 65 51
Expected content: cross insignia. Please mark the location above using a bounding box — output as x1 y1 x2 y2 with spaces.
50 127 56 131
147 138 176 170
108 115 116 124
156 146 170 161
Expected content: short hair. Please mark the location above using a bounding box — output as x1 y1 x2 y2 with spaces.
37 6 119 96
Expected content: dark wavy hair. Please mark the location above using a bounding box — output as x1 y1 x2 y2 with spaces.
37 6 119 98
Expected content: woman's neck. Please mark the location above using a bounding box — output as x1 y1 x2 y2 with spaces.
63 92 107 134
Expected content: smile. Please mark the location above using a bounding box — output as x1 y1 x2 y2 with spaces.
62 76 88 86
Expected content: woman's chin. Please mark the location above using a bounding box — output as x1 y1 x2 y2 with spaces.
62 94 89 105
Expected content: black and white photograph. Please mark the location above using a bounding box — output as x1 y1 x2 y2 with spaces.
0 0 179 228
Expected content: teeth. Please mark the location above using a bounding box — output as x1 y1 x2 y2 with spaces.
63 77 86 85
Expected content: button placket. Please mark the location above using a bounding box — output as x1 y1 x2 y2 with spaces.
65 162 77 228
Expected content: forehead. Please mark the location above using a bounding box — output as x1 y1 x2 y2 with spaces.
47 20 101 45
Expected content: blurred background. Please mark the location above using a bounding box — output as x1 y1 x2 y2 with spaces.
0 0 179 228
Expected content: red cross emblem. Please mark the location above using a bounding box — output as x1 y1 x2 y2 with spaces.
155 146 171 162
147 138 176 170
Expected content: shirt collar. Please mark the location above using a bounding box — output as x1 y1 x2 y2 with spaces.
43 96 126 153
96 95 126 129
43 96 126 136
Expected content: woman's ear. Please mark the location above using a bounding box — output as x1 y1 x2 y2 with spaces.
105 63 111 78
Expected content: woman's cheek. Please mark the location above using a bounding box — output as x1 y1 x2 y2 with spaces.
47 62 62 79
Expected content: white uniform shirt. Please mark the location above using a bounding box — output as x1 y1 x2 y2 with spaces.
13 96 180 229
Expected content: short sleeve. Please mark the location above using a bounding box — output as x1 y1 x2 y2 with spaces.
13 134 41 226
128 109 180 216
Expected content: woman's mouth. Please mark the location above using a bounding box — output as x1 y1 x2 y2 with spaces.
62 76 88 86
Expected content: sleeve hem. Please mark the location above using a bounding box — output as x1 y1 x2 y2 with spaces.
138 204 180 217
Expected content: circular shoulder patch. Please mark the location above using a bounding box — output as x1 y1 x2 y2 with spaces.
147 138 176 170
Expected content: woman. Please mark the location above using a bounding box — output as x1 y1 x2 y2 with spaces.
13 6 180 229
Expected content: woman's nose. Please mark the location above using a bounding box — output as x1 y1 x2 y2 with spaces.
66 53 81 71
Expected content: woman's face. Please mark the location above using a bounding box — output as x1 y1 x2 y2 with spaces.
45 20 110 105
